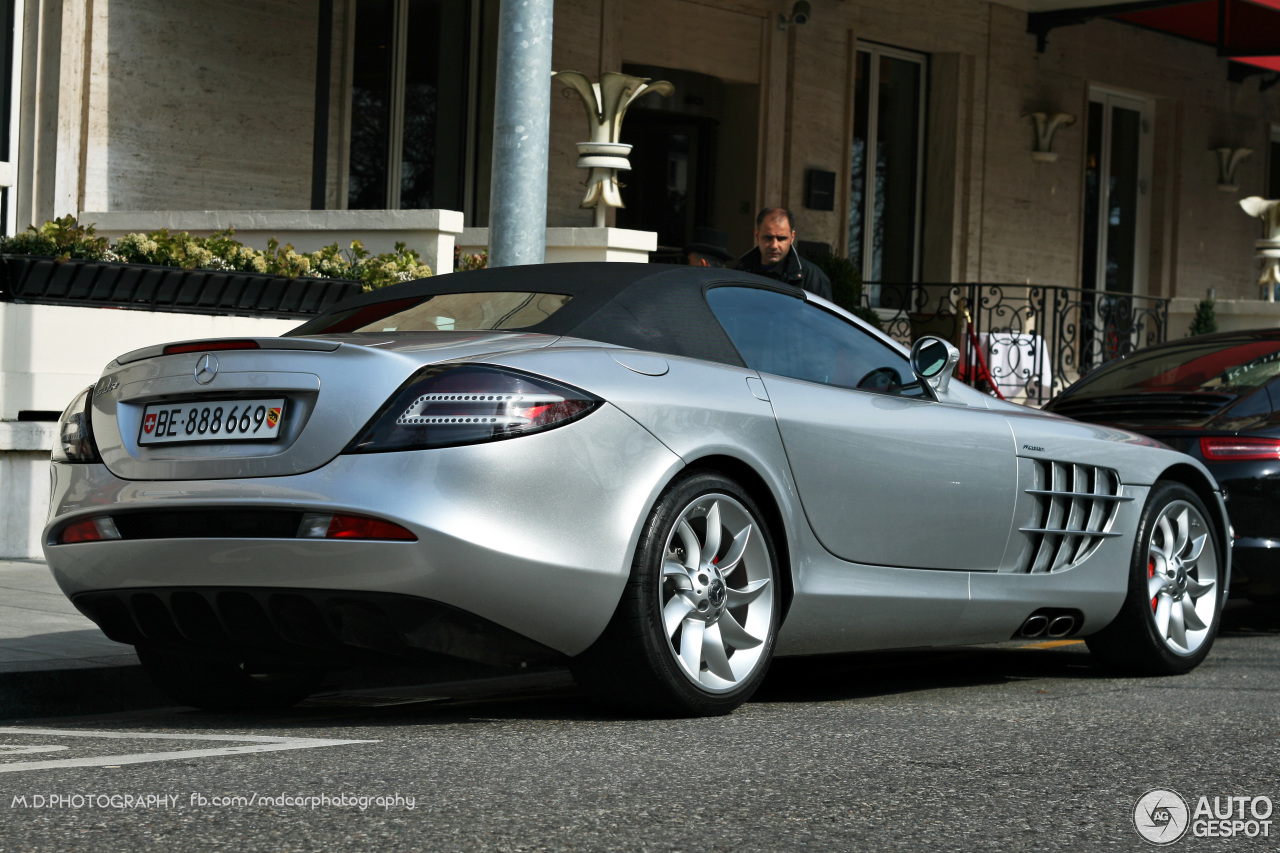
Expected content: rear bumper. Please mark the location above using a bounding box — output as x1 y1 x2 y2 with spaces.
42 403 683 658
72 587 566 669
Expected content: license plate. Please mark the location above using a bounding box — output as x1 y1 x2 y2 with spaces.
139 399 286 445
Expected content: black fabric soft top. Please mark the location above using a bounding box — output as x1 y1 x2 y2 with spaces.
286 262 804 368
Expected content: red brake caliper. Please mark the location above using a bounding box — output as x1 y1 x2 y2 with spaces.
1149 558 1158 612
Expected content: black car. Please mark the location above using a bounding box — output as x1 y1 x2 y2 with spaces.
1045 329 1280 602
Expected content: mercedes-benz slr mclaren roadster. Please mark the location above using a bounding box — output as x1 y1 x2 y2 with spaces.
44 263 1230 716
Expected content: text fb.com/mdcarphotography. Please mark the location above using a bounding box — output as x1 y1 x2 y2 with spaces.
10 792 416 811
1134 789 1273 845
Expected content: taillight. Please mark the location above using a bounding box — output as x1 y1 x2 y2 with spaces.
1199 436 1280 461
346 364 600 453
297 513 417 541
163 340 261 355
58 517 122 543
51 386 101 463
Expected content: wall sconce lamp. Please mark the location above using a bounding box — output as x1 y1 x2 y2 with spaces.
778 1 810 29
1024 112 1075 162
1213 148 1252 192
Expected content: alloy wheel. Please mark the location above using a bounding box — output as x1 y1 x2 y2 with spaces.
659 493 775 692
1145 499 1218 656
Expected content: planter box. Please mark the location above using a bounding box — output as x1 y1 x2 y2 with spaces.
0 255 362 319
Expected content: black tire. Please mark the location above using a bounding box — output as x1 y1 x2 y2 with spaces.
1086 481 1224 675
136 646 324 712
571 470 781 717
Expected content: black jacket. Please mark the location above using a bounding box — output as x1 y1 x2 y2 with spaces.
733 246 833 301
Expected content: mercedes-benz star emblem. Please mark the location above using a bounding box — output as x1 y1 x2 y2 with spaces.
194 353 220 385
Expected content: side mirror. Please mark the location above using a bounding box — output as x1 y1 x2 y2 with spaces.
910 336 960 394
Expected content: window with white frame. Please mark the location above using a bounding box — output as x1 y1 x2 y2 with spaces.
848 43 926 308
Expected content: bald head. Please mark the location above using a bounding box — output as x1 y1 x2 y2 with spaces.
754 208 796 267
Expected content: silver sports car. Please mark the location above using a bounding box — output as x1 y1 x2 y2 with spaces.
44 263 1230 716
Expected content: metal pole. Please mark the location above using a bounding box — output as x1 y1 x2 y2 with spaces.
487 0 554 267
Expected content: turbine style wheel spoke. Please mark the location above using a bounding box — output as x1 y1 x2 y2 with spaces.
680 618 705 675
1181 597 1208 632
717 611 764 650
1145 499 1219 656
658 491 776 693
664 596 694 638
664 560 693 590
1186 576 1215 597
702 624 736 682
726 579 770 608
1154 595 1172 638
1168 599 1187 650
676 520 700 570
699 501 723 565
717 526 752 577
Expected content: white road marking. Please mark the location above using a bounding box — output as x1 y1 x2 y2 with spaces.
0 745 69 755
0 727 377 773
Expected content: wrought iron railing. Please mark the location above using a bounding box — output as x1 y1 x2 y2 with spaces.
862 283 1170 407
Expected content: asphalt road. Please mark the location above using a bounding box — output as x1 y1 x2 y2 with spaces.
1 600 1278 852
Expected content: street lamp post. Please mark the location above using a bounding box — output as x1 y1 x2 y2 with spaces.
487 0 555 268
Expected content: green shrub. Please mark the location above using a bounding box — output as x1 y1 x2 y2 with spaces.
807 250 882 330
1188 295 1218 336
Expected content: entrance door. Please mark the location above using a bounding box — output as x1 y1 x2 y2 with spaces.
617 113 715 253
848 44 927 308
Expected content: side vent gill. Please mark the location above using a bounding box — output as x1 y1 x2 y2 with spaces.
1020 461 1131 573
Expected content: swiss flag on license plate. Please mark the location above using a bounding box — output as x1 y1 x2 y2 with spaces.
143 413 157 434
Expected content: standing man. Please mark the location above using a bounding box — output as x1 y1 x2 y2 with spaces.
734 207 832 301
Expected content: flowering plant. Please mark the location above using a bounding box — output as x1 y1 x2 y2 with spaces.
0 217 432 291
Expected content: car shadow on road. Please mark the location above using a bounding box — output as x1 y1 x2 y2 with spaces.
21 600 1274 728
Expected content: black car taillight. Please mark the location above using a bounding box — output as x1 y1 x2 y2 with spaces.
1199 436 1280 461
345 364 601 453
51 386 101 463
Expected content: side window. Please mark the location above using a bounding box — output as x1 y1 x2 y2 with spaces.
706 286 927 398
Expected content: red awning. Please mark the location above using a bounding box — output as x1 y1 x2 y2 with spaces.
1029 1 1280 73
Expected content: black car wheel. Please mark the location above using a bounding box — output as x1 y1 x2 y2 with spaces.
1087 481 1223 674
572 470 781 716
136 646 324 712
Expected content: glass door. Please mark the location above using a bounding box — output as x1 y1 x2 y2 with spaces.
1082 88 1152 296
1081 88 1153 368
848 44 926 308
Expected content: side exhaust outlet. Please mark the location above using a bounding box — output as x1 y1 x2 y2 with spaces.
1047 615 1076 638
1019 614 1049 638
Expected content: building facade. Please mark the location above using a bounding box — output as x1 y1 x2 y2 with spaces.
8 0 1280 305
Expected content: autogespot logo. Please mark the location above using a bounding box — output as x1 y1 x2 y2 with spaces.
1134 789 1190 845
1133 790 1275 843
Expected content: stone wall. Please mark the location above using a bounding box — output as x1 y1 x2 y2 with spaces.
81 0 321 212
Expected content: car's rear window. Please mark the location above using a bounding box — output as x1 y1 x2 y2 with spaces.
1080 339 1280 394
297 291 572 334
